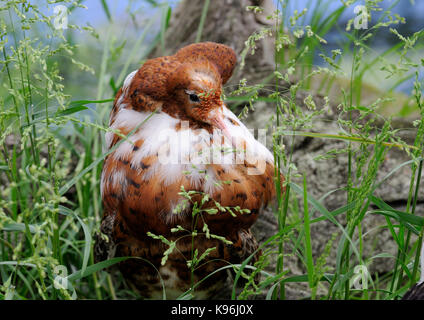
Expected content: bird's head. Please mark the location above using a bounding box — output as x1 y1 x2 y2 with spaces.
126 42 237 138
167 59 231 136
167 42 237 140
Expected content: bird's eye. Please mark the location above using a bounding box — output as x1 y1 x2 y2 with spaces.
189 93 200 103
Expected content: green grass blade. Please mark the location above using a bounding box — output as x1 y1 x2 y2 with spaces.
195 0 210 43
58 206 91 277
302 175 315 291
100 0 113 22
290 182 362 263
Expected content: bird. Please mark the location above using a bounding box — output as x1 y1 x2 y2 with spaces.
402 239 424 300
94 42 284 299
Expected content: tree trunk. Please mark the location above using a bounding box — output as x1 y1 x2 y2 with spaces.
150 0 277 85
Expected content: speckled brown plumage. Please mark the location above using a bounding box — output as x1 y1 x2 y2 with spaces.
95 42 284 299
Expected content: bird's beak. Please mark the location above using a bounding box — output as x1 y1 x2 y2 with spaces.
208 111 235 148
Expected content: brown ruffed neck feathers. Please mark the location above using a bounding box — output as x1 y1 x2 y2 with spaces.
126 42 237 111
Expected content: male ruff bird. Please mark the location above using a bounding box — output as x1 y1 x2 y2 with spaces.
94 42 285 299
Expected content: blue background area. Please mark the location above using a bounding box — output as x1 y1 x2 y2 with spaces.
68 0 424 35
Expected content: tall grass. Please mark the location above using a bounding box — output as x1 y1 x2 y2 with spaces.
262 0 424 300
0 0 423 300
